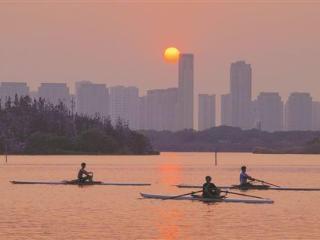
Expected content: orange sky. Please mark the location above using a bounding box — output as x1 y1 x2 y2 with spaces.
1 2 320 102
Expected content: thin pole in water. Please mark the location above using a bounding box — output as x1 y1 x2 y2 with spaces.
5 143 7 164
214 150 218 166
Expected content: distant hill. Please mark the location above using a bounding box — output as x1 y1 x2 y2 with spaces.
141 126 320 154
0 95 156 155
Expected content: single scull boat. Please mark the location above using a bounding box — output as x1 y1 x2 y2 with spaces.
11 180 151 186
175 184 320 191
140 193 274 204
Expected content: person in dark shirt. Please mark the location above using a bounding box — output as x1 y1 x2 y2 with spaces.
202 176 221 198
77 162 93 183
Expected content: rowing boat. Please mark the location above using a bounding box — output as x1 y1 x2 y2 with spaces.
175 184 320 191
11 180 151 186
140 193 274 204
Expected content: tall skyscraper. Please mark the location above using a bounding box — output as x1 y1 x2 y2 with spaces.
230 61 252 129
109 86 139 129
312 101 320 131
0 82 29 105
255 92 283 132
144 88 178 131
285 92 312 131
177 53 194 130
37 83 71 109
75 81 109 118
198 94 216 131
221 93 232 126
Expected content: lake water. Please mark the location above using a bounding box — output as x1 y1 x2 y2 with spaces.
1 152 320 240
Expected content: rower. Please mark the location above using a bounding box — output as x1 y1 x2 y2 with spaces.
202 176 221 198
240 166 255 187
78 162 93 183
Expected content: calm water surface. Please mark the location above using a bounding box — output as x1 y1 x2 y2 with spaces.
1 153 320 240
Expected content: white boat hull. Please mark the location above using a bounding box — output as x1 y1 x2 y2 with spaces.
140 193 274 204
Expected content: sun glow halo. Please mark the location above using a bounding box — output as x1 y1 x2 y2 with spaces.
164 47 180 63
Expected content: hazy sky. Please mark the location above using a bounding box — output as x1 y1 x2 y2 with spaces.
1 1 320 102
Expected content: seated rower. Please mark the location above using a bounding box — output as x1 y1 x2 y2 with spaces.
78 162 93 183
240 166 255 187
202 176 221 199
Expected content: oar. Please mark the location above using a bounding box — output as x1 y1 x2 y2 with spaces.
164 190 203 200
221 190 265 199
253 178 280 188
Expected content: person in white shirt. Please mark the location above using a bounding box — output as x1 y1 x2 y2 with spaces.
239 166 255 186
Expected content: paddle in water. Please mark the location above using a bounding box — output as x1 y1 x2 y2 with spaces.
221 190 265 199
253 178 280 188
164 190 203 200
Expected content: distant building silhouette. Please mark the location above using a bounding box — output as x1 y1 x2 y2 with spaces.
0 82 29 105
144 88 178 131
198 94 216 130
109 86 139 129
312 101 320 131
285 92 312 131
37 83 71 109
177 54 194 130
138 96 148 130
254 92 283 132
221 93 232 126
75 81 108 118
230 61 252 129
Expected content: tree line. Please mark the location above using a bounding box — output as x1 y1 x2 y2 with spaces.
0 95 156 155
142 126 320 154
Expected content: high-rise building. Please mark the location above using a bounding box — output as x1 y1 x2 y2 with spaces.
109 86 139 129
285 92 312 131
37 83 71 109
198 94 216 131
144 88 178 131
0 82 29 105
312 101 320 131
138 96 148 130
230 61 252 129
221 93 232 126
255 92 283 132
177 53 194 130
75 81 108 118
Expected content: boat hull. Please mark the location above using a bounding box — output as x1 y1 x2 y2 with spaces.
140 193 274 204
11 180 151 186
175 184 320 191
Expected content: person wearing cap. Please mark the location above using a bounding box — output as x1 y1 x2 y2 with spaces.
202 176 221 198
77 162 93 183
240 166 255 186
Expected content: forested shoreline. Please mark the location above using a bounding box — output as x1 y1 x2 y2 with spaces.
142 126 320 154
0 95 156 155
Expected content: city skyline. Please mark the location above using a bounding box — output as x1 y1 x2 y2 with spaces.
1 3 320 101
1 56 319 132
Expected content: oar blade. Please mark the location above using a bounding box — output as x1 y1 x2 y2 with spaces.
164 190 203 200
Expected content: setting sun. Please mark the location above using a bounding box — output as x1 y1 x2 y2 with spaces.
164 47 180 63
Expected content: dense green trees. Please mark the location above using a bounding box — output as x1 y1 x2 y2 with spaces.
0 95 155 155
